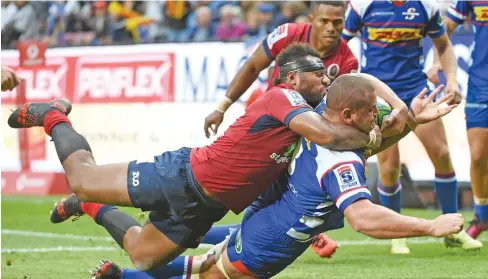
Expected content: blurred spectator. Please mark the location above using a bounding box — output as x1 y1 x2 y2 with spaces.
1 1 39 48
161 0 191 42
255 3 275 36
89 1 112 45
184 6 216 42
274 2 307 26
215 4 246 41
1 1 17 30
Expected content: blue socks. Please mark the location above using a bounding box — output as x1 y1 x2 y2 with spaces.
434 173 458 214
377 181 402 213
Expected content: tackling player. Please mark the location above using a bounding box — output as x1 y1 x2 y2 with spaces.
8 44 383 273
429 0 488 239
91 74 461 279
341 0 482 253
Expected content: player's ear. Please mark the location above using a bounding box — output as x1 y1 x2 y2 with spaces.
342 108 353 125
287 71 298 86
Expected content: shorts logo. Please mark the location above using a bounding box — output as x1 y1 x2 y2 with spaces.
234 229 242 254
132 171 140 187
333 163 360 192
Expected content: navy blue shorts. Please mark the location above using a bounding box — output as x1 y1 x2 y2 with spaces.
465 81 488 129
127 147 228 248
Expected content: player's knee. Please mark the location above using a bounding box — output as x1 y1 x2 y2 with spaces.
430 145 452 168
379 166 401 183
128 251 158 271
68 165 98 201
470 151 486 169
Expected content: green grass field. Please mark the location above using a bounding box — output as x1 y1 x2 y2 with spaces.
2 195 488 279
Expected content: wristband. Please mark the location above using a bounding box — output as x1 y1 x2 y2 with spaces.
406 111 418 131
216 97 234 113
365 129 376 149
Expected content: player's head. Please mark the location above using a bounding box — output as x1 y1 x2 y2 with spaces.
325 74 378 133
275 43 330 106
309 1 345 50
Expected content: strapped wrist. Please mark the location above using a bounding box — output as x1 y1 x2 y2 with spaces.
216 97 233 113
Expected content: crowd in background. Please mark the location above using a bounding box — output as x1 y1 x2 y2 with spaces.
1 0 474 49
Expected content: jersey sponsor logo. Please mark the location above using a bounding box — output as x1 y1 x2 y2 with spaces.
474 6 488 21
283 89 309 107
234 229 242 254
333 163 360 191
402 7 420 20
368 27 423 43
372 11 395 17
267 24 289 50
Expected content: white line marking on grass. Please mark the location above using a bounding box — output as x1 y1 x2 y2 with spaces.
2 246 118 253
2 229 113 241
2 229 486 253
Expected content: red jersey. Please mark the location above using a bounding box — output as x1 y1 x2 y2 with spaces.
263 22 359 88
190 84 311 213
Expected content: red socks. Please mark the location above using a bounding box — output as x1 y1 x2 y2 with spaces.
43 110 72 136
81 202 105 220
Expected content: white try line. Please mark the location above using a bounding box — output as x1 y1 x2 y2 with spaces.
2 229 487 253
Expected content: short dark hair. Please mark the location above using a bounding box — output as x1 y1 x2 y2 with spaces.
273 43 322 85
326 74 375 111
311 1 346 10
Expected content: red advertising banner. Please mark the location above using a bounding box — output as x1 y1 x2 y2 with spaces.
1 52 175 104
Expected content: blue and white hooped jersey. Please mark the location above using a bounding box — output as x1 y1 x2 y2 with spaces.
266 136 372 243
446 0 488 88
342 0 446 90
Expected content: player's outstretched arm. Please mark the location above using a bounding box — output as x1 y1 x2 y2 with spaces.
344 199 464 239
289 111 377 151
428 17 459 85
371 85 457 155
204 44 273 138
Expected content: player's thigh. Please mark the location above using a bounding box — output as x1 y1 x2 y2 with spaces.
68 160 132 206
126 220 186 269
414 118 452 164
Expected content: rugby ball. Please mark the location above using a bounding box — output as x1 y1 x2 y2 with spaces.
376 97 392 128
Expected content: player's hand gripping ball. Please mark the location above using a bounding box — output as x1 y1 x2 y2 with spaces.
375 98 392 129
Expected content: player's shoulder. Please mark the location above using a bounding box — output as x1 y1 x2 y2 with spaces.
348 0 375 17
269 22 310 40
267 86 310 107
311 142 364 174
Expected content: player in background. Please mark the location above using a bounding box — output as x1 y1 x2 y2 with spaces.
1 65 21 91
428 0 488 239
341 0 482 253
202 0 410 258
204 1 409 139
91 75 461 279
8 44 382 273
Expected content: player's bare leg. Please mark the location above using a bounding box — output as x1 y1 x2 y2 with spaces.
8 100 190 270
415 118 482 250
376 143 409 254
466 128 488 239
